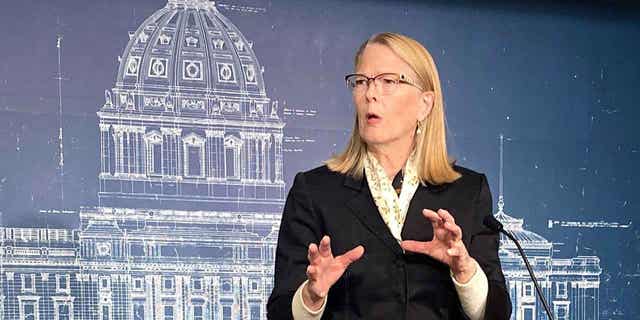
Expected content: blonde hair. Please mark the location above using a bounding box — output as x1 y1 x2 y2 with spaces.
325 32 461 185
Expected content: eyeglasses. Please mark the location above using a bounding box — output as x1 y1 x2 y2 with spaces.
344 73 424 95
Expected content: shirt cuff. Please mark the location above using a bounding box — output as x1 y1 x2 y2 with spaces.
291 280 327 320
450 259 489 320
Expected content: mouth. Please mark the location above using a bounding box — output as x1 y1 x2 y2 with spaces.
366 112 381 121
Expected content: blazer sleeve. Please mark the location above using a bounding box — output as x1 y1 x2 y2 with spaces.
467 174 512 320
267 172 324 319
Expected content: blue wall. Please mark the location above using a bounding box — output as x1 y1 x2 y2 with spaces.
0 0 638 319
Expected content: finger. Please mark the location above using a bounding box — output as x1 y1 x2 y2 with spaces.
437 209 455 225
336 245 365 267
434 227 448 241
308 243 320 263
319 235 333 257
443 221 462 241
400 240 433 255
306 265 317 280
422 209 442 225
422 209 443 233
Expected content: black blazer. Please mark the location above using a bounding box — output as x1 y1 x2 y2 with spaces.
267 165 511 320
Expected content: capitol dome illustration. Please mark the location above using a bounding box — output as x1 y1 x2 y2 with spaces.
495 197 553 258
99 0 285 212
0 2 283 317
112 0 271 119
86 1 284 318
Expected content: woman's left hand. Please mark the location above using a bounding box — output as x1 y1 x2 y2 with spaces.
401 208 477 283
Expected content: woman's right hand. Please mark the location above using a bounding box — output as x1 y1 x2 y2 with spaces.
302 235 365 310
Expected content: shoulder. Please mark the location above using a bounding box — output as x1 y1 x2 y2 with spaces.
453 165 485 181
292 165 351 190
449 164 489 193
301 164 336 178
286 165 357 205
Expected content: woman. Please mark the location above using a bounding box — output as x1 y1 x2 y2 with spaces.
267 32 511 320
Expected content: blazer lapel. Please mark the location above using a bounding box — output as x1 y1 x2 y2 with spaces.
401 184 437 242
343 175 404 256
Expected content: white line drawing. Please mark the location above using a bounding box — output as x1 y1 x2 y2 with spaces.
2 1 282 319
0 1 602 319
547 219 632 229
56 34 65 206
496 135 601 320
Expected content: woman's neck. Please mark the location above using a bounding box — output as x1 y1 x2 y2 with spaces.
368 139 415 180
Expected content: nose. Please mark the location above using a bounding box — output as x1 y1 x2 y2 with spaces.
364 79 378 103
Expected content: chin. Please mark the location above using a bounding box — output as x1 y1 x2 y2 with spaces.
359 132 391 146
360 127 415 149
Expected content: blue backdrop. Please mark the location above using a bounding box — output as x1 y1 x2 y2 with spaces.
0 0 638 319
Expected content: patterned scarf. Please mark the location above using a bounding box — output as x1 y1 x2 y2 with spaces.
364 150 420 242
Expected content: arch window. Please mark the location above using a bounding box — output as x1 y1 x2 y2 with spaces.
224 135 242 179
144 131 163 176
183 133 206 178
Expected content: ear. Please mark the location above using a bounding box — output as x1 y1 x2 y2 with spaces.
417 91 435 122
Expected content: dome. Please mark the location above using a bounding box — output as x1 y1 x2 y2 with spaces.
494 196 550 246
496 212 549 244
104 0 276 121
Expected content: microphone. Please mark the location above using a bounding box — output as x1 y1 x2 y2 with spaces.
483 214 504 233
483 215 555 320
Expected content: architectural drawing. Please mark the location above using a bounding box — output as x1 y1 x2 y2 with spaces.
0 1 601 319
2 1 282 319
496 135 601 320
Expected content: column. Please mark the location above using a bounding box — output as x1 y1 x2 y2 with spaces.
273 133 283 182
99 124 111 175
